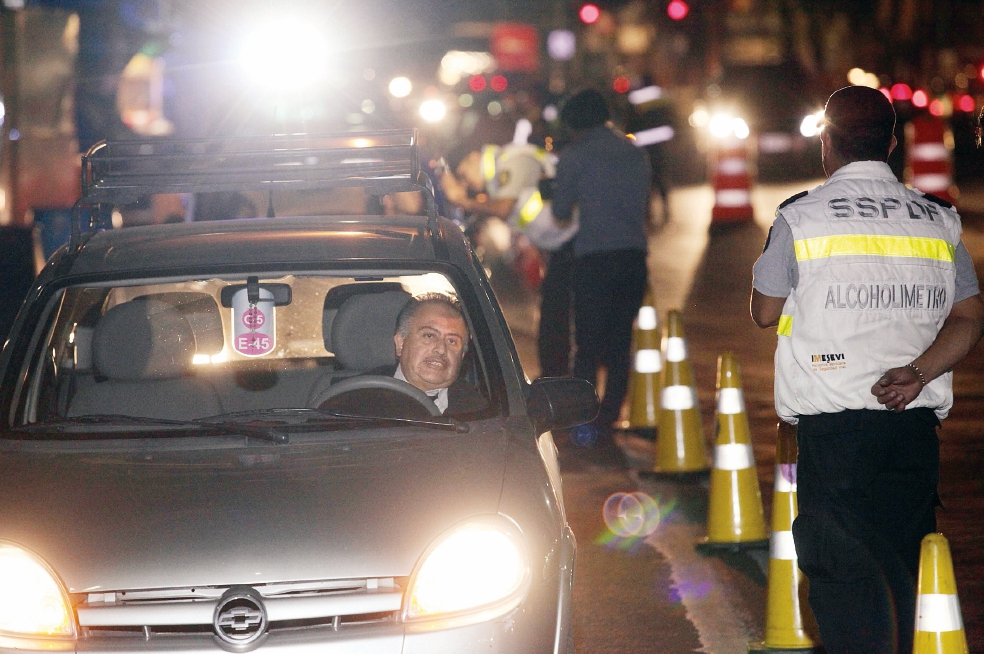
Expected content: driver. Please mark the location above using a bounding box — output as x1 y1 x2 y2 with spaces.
388 293 487 415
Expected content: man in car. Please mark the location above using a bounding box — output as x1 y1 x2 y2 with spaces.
391 293 487 416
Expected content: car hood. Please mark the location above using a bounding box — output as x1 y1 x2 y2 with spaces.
0 425 511 593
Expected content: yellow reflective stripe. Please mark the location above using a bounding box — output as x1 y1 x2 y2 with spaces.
793 235 956 263
777 314 792 337
482 146 497 182
517 191 543 228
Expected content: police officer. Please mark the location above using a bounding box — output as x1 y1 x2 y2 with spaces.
750 86 984 654
441 141 577 379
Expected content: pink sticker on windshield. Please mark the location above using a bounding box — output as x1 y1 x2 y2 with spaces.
231 287 275 356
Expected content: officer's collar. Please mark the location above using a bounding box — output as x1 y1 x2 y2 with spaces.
825 160 896 184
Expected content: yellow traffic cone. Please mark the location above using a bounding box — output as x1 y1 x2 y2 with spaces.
627 295 661 433
913 533 968 654
699 353 767 549
641 310 708 477
749 421 821 653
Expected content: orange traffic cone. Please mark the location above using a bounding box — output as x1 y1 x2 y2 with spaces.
913 533 968 654
640 310 708 477
906 114 958 205
698 353 767 550
627 293 661 434
749 421 821 653
711 136 755 224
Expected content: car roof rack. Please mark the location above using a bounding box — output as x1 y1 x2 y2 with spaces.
73 129 440 250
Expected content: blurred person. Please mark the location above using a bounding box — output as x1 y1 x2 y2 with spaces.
553 88 651 459
441 140 578 379
751 86 984 654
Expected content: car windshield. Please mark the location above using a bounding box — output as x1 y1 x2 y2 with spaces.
6 271 494 437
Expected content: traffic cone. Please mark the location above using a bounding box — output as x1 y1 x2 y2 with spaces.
913 533 968 654
640 310 708 477
749 421 822 653
906 114 958 205
698 353 767 550
627 291 661 434
711 136 755 224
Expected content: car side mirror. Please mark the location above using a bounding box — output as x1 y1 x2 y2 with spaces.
526 377 599 434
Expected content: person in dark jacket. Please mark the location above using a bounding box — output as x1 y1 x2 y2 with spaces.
553 89 651 457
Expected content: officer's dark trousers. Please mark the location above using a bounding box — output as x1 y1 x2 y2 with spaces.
537 242 575 378
571 249 648 429
793 409 940 654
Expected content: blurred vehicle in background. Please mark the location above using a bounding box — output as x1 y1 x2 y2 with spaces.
691 63 826 182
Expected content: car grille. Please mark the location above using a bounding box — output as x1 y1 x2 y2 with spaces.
76 578 403 640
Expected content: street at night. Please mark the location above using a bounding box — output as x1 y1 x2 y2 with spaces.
2 1 984 653
497 181 984 652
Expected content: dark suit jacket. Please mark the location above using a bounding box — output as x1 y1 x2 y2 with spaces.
369 365 488 416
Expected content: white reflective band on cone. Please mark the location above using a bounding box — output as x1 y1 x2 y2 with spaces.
916 594 964 632
661 385 694 410
665 336 687 362
774 464 797 492
715 189 751 207
912 174 951 192
910 143 950 161
770 531 797 560
718 158 747 175
716 387 745 415
715 443 752 470
637 306 658 330
635 349 662 373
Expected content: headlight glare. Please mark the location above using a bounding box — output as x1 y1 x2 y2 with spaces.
405 520 529 623
0 543 75 638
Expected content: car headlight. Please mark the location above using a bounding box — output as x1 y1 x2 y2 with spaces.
404 517 530 627
0 542 75 639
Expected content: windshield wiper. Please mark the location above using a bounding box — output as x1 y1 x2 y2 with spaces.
11 415 289 444
200 407 469 433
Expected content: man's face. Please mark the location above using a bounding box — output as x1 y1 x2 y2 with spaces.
394 304 468 392
456 151 485 193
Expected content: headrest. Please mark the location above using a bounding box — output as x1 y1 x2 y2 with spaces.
330 290 410 371
322 282 406 352
93 299 196 380
135 292 224 355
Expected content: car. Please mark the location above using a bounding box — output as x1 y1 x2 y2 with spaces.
0 130 597 653
694 63 826 181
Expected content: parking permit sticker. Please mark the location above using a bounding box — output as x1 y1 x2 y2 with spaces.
232 287 276 356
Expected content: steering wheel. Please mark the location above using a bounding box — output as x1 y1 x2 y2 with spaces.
309 375 442 418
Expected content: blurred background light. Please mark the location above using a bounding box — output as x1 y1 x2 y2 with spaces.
890 83 913 101
419 99 447 122
490 75 508 92
667 0 689 20
579 3 600 24
613 76 630 94
547 30 576 62
912 89 928 108
389 76 412 98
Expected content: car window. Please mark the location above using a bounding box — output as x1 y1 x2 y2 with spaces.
10 272 495 432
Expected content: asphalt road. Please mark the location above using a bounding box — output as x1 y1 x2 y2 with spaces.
494 181 984 653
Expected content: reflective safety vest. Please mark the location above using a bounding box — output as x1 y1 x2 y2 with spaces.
513 186 579 251
480 144 556 197
774 161 961 422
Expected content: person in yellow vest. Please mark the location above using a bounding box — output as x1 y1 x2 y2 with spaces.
440 142 578 378
750 86 984 654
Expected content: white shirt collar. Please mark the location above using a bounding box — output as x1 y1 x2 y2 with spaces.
394 365 449 414
825 160 897 184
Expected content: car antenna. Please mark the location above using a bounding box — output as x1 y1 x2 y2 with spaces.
267 190 275 218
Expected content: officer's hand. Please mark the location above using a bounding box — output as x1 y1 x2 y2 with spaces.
440 172 468 205
870 366 924 412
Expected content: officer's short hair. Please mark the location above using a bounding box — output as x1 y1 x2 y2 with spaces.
823 86 896 162
560 89 611 131
445 143 481 176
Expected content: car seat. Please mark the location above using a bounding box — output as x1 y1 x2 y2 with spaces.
68 299 223 420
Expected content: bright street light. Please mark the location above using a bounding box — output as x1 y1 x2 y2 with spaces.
239 19 329 90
